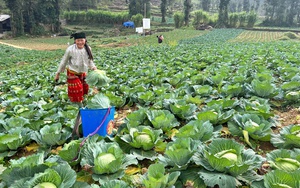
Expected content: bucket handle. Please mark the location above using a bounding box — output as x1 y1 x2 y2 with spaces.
80 107 111 147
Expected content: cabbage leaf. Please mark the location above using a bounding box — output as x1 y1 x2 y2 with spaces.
86 70 110 88
142 163 180 188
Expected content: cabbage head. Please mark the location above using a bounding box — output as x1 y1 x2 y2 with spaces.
267 149 300 172
33 182 57 188
228 113 273 147
94 152 121 174
0 154 77 188
264 169 300 188
194 138 264 188
86 69 110 88
80 139 138 181
271 124 300 149
158 138 198 170
285 91 300 101
214 149 238 163
249 79 277 98
175 120 214 141
120 126 162 151
146 110 180 132
273 158 300 172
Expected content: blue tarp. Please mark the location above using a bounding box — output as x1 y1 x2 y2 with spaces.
123 21 135 28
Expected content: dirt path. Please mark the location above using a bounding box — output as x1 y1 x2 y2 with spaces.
0 41 32 50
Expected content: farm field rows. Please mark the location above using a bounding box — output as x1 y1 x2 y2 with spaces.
230 30 284 42
1 29 300 187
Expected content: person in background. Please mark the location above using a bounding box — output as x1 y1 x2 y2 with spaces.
157 35 164 43
54 32 97 105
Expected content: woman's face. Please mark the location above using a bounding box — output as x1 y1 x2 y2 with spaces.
75 38 86 49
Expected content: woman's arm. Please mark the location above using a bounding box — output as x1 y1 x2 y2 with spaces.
89 60 97 70
54 47 71 81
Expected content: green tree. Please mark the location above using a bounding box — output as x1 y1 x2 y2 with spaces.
286 0 299 26
247 11 257 28
243 0 250 12
228 12 239 27
201 0 210 11
161 0 167 22
131 13 143 27
129 0 150 18
263 0 280 23
23 0 36 33
184 0 192 26
193 10 211 28
174 11 184 28
38 0 61 32
0 0 8 12
262 0 300 26
4 0 24 36
216 0 230 28
238 11 247 27
4 0 61 36
237 1 242 12
129 0 141 16
229 1 237 12
254 0 260 11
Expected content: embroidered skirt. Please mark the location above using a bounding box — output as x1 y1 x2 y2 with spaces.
67 69 89 102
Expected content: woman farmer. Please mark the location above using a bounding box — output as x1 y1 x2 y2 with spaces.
157 35 164 43
54 32 97 105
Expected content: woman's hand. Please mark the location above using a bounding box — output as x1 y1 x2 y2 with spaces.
54 73 60 82
92 67 97 70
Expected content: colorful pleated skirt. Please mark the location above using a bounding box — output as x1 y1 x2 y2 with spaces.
67 69 89 102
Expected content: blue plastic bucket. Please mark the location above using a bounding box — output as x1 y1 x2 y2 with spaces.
80 107 115 137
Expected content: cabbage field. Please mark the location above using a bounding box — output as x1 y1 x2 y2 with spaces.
1 29 300 188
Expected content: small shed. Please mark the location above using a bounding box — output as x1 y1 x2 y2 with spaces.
0 14 11 33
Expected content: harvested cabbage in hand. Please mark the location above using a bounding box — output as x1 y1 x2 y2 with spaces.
86 70 110 87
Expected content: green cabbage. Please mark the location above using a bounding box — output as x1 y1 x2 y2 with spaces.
86 69 110 88
275 158 300 171
33 182 57 188
143 163 181 188
264 169 300 188
121 126 162 151
135 133 152 144
215 149 238 162
249 120 259 127
194 138 265 187
271 124 300 149
285 91 300 101
96 153 116 168
273 184 293 188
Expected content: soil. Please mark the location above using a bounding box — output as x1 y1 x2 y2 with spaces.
114 105 139 128
257 107 300 153
274 107 300 128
